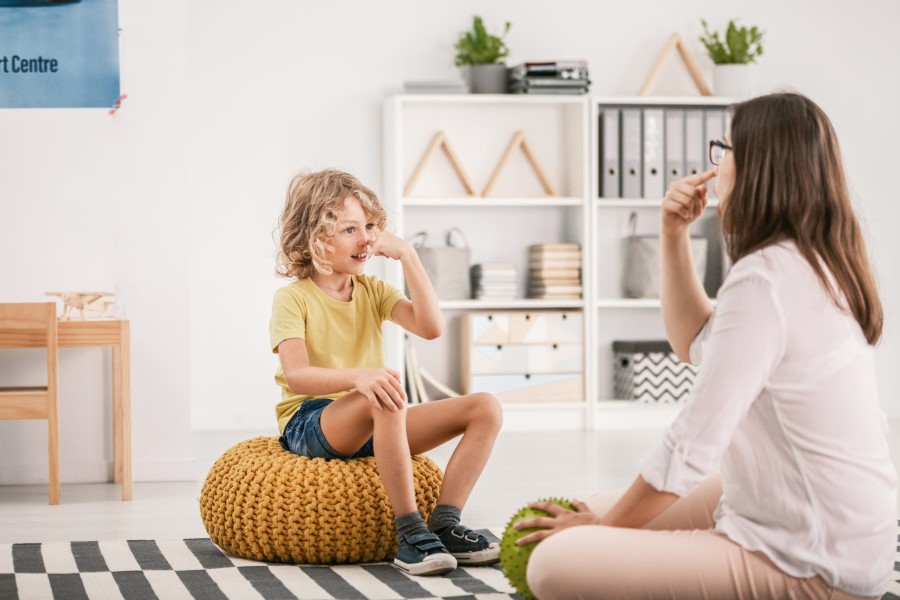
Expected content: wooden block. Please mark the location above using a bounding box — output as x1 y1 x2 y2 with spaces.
638 33 712 97
482 131 558 197
404 131 478 197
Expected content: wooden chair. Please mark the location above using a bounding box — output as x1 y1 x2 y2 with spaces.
0 302 60 504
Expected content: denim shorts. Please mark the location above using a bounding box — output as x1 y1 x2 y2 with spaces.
279 398 375 460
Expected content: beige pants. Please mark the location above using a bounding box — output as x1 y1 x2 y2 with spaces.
527 477 877 600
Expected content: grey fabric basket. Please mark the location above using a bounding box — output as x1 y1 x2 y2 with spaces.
409 229 471 300
622 212 707 299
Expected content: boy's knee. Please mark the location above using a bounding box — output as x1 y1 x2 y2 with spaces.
473 392 503 429
370 399 407 420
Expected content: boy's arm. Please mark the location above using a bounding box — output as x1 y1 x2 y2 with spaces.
372 231 444 340
279 338 405 411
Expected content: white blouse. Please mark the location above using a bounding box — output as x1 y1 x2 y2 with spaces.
640 241 897 596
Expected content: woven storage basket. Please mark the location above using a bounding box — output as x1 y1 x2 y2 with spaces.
199 436 444 564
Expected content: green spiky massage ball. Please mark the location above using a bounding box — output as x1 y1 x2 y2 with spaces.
500 497 575 600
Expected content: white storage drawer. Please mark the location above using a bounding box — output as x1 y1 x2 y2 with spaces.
470 373 583 403
461 310 585 402
509 311 582 344
468 343 582 375
467 313 512 345
465 311 582 345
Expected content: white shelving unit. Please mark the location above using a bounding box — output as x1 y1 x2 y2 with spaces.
589 95 731 430
383 93 731 431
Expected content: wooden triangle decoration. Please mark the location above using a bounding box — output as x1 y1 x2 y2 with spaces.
404 131 478 197
638 33 712 96
482 131 558 197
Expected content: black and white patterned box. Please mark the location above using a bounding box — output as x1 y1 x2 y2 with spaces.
612 340 699 403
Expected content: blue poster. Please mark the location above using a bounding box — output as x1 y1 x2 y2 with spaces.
0 0 120 109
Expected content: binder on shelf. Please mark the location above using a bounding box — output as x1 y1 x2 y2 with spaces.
684 109 705 178
642 108 664 199
704 109 725 198
621 108 642 199
664 109 685 189
600 109 620 198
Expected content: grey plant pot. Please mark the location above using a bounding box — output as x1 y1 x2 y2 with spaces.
461 64 509 94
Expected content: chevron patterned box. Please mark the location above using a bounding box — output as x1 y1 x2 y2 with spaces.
612 340 699 403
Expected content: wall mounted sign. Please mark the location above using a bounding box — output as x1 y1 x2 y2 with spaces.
0 0 120 108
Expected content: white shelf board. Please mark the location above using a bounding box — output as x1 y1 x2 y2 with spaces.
595 298 717 309
440 299 585 310
595 197 719 208
404 196 584 208
592 95 736 106
396 93 587 106
595 298 661 309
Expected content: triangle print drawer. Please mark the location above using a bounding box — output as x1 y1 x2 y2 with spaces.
469 373 583 403
468 343 583 375
463 311 583 346
508 311 582 344
465 313 511 345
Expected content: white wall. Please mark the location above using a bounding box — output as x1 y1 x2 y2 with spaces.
1 0 898 483
0 1 194 483
188 0 900 431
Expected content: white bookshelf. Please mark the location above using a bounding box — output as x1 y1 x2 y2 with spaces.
383 93 731 431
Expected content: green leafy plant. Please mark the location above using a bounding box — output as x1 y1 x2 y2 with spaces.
454 15 511 66
699 19 764 64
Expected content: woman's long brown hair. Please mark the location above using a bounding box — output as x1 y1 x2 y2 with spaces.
722 92 883 344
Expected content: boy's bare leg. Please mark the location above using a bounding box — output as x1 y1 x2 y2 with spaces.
406 392 502 508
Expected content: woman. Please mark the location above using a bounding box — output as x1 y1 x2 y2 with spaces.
517 93 896 599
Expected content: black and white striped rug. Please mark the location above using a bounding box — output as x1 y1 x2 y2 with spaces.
0 535 517 599
2 530 900 599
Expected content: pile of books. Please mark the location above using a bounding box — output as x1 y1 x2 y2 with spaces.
527 243 583 299
508 60 590 95
470 263 518 300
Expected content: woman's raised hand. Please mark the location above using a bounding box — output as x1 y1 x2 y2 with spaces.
661 170 715 237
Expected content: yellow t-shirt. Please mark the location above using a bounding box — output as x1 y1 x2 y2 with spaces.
269 274 405 433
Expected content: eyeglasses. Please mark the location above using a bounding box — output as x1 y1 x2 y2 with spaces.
709 140 732 166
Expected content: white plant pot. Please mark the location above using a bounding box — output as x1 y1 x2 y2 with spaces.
713 64 757 99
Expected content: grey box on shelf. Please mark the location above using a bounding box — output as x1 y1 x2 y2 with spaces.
409 229 471 300
621 212 707 299
612 340 699 403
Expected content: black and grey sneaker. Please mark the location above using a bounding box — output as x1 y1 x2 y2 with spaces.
435 524 500 566
392 532 457 576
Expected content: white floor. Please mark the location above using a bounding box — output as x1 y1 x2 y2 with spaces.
2 425 899 544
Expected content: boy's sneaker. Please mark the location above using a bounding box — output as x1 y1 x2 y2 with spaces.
393 532 457 576
435 524 500 566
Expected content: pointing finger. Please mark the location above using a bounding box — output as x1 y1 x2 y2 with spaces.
684 169 716 186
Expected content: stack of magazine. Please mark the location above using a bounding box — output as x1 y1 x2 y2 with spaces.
508 60 590 95
527 243 583 299
470 263 518 300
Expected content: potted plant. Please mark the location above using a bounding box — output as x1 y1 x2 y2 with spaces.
699 19 764 98
454 15 511 94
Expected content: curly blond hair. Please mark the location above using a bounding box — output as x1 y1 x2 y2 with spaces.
276 169 387 280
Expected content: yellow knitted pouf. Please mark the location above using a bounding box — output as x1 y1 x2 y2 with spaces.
199 436 444 564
